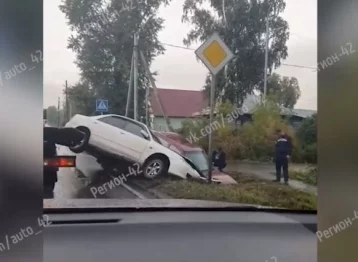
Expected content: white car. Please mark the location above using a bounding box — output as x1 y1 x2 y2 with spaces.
65 114 202 180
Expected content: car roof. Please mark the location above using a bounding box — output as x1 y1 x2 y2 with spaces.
91 114 147 128
152 131 203 152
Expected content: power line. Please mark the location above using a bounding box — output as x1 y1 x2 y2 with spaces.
160 42 317 70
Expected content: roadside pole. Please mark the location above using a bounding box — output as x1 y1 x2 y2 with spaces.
207 74 216 183
57 97 60 127
263 17 269 104
133 33 139 121
194 32 234 184
145 83 149 126
139 51 173 132
125 53 134 117
65 80 69 122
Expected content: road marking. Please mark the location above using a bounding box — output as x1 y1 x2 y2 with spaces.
121 182 147 199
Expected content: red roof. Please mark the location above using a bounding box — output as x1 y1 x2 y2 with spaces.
152 131 202 153
150 88 207 117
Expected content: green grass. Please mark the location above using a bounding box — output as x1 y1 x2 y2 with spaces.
155 172 317 210
289 167 317 186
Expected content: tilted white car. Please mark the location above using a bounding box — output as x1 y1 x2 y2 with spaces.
65 114 202 180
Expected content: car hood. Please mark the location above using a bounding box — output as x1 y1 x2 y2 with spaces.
43 199 282 211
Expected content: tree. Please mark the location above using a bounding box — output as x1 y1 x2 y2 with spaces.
296 114 317 163
264 73 301 108
46 106 58 126
64 81 96 116
297 114 317 145
183 0 289 106
239 95 296 160
60 0 170 117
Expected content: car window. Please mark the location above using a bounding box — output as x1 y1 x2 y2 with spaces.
184 151 209 172
124 121 146 138
98 116 127 129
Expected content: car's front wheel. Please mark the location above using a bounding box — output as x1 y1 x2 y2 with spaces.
69 126 90 154
142 157 169 179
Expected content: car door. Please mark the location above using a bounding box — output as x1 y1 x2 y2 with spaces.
91 116 128 156
120 120 151 162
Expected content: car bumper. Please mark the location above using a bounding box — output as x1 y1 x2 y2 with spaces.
167 158 202 179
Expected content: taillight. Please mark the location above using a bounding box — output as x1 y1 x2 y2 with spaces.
44 156 76 167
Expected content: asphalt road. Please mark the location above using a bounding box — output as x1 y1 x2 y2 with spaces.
47 146 157 200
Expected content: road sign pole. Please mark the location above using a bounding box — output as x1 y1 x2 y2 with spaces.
133 33 139 121
207 73 216 184
194 32 234 184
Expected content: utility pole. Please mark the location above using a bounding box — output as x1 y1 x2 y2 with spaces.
145 84 149 126
139 51 174 131
65 80 69 122
263 17 269 103
133 33 139 121
125 54 134 117
57 97 60 127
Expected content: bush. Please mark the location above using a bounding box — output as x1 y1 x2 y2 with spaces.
238 98 296 160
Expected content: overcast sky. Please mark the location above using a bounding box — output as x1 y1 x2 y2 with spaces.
44 0 317 110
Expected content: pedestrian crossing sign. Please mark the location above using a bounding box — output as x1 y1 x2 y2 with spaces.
96 99 109 112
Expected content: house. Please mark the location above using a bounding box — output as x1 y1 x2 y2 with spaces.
192 94 316 129
149 88 316 131
149 88 207 131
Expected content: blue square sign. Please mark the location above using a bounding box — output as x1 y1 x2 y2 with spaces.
96 99 109 112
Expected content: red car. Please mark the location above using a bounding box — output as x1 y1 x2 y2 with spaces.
151 131 237 184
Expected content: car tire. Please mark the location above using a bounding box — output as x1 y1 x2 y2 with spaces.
142 157 169 179
69 127 90 154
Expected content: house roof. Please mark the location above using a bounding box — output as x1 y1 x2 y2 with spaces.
192 93 316 119
150 88 207 118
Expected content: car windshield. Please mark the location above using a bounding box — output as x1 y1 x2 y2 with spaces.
184 151 209 172
44 0 317 211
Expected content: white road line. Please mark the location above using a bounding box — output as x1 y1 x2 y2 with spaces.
121 182 147 199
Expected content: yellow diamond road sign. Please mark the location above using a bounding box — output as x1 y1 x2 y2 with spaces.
195 32 234 75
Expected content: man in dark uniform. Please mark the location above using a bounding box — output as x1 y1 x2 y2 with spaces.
273 129 292 185
212 147 227 172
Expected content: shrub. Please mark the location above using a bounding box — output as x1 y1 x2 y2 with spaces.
238 98 297 160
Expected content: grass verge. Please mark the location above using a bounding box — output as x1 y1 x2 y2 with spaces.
154 172 316 210
289 167 317 186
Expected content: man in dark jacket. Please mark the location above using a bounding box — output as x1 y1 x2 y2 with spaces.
212 147 227 172
273 129 292 185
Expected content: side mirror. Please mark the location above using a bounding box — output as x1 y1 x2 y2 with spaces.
140 130 149 139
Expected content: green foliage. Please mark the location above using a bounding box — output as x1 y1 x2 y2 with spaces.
183 0 289 105
295 114 317 163
238 97 296 160
297 114 317 144
46 106 58 126
60 0 170 117
262 73 301 108
289 166 317 186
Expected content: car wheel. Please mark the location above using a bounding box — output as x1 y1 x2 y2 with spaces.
142 157 168 179
69 127 90 154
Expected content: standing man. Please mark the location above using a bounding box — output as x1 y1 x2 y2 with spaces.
273 129 292 185
212 147 227 172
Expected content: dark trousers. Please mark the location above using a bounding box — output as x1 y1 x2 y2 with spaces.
275 157 288 182
213 161 226 172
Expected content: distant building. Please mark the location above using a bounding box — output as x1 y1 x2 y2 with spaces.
149 88 316 131
149 88 207 131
